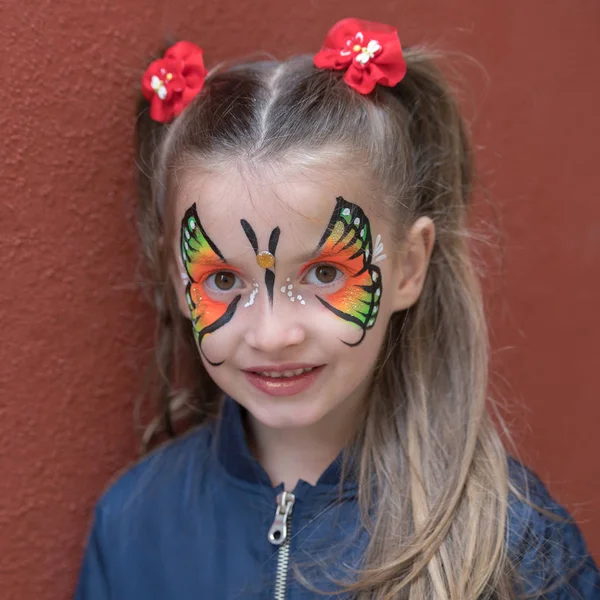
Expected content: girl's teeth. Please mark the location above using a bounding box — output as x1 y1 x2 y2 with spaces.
258 367 315 378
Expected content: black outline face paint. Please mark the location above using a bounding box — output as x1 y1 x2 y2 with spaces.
265 227 280 307
240 219 259 254
181 203 242 366
240 220 280 308
306 196 382 347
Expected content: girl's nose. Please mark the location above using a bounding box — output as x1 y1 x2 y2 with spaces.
243 299 306 353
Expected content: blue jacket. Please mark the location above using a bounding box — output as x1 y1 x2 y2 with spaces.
75 397 599 599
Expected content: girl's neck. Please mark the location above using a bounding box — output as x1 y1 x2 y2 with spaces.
243 392 365 491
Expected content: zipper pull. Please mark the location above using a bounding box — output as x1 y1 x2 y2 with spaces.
267 491 295 546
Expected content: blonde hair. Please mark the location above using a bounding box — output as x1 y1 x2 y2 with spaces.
134 47 567 599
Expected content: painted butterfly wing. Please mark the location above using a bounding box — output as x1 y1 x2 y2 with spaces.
180 204 240 364
181 204 226 282
315 197 382 344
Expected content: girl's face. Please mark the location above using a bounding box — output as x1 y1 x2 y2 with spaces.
171 164 417 431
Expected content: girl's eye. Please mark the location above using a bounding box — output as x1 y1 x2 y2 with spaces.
303 264 343 286
205 271 242 292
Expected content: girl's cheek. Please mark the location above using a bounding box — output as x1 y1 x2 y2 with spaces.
188 283 231 332
310 267 381 336
321 274 369 319
304 291 365 339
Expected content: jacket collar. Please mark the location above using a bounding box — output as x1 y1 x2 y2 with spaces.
214 396 358 494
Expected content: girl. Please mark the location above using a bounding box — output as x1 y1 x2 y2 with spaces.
75 18 599 600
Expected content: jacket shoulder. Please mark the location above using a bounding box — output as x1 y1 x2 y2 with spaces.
74 425 216 599
506 456 599 598
97 423 215 519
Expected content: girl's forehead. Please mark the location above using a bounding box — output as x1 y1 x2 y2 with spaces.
173 167 379 254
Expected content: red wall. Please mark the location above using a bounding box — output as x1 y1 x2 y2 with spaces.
1 1 598 598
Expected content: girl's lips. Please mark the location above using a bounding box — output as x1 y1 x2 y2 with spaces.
244 365 325 397
244 363 321 373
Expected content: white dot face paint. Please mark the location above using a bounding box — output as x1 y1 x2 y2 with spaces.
280 278 307 305
244 280 259 308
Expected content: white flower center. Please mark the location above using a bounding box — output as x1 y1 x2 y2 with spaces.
355 39 382 65
150 73 173 101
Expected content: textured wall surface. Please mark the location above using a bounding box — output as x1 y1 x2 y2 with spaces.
1 1 598 598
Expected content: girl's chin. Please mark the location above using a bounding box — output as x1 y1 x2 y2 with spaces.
243 395 334 431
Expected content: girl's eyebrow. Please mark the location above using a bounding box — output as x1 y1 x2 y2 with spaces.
297 248 345 264
295 249 320 264
190 255 236 269
190 248 343 268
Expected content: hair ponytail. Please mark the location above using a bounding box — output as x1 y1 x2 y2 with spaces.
336 48 520 599
391 48 474 215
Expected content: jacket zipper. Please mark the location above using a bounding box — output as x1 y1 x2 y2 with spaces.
267 491 296 600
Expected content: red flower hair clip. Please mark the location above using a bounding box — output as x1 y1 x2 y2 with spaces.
313 18 407 94
141 41 208 124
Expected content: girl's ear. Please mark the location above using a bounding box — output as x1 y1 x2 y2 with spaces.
390 217 436 312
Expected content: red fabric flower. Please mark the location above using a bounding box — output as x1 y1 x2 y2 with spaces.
141 41 208 123
313 18 407 94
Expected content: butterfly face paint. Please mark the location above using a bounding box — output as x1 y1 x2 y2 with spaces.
181 203 242 366
307 196 382 346
240 219 281 307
